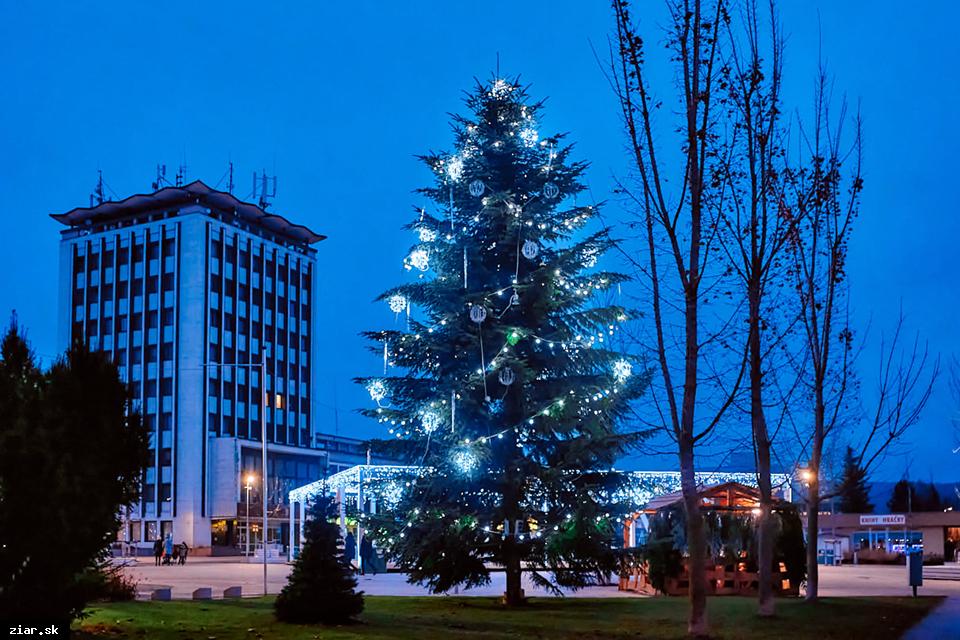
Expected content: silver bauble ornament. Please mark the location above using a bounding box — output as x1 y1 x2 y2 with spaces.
469 305 488 324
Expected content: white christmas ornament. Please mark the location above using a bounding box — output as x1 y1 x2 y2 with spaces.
498 367 516 386
543 182 560 199
409 249 430 272
452 448 480 474
418 227 437 243
421 410 442 434
520 127 539 147
469 180 485 197
469 305 488 324
367 379 387 403
491 78 512 98
521 240 539 260
388 294 408 314
446 155 464 182
613 359 633 383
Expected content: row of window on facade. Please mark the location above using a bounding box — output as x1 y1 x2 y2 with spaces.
210 415 311 445
75 292 175 322
210 259 310 302
75 256 176 288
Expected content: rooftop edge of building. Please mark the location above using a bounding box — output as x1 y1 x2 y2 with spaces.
51 180 326 248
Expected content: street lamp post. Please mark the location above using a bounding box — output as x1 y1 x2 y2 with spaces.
203 348 270 596
244 474 254 557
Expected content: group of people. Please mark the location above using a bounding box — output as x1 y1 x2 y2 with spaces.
343 531 378 575
152 533 189 566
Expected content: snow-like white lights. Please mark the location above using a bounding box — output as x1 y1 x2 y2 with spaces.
490 78 512 98
388 294 408 314
418 227 437 243
612 359 633 383
408 249 430 272
421 410 442 434
367 379 387 403
446 155 464 182
451 448 479 474
520 126 539 147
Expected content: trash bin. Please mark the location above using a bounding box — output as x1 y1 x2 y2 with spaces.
907 549 923 597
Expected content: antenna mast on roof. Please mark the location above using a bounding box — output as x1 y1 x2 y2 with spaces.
152 164 168 190
252 169 278 209
175 163 187 187
226 161 235 194
90 169 105 207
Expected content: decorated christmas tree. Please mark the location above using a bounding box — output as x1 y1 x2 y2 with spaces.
274 496 364 624
357 77 648 605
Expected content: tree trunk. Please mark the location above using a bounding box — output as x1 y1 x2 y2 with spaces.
679 439 708 636
805 482 820 603
504 540 524 606
749 287 776 616
805 394 825 603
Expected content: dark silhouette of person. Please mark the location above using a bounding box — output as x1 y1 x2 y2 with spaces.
153 538 163 566
344 531 357 571
360 536 376 576
179 541 189 565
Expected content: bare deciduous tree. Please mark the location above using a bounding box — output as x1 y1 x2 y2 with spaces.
786 72 939 601
715 0 794 616
609 0 742 634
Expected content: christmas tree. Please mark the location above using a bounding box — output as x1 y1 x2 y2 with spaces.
837 446 873 514
274 496 364 624
357 78 648 605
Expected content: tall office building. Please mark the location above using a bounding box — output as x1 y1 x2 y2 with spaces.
53 180 328 552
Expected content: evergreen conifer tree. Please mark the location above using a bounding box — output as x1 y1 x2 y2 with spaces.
358 78 648 605
274 496 364 624
888 478 915 513
837 446 873 513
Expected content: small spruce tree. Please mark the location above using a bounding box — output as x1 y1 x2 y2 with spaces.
837 446 873 513
275 496 364 625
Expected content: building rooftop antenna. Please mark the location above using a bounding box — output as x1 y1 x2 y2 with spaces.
175 162 187 187
227 161 235 194
90 169 105 207
152 164 168 190
252 168 278 210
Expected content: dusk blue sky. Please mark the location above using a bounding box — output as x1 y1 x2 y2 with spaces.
1 1 956 481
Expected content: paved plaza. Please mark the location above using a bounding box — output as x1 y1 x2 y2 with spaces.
119 557 960 601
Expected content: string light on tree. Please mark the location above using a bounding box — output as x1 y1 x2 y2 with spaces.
356 76 648 604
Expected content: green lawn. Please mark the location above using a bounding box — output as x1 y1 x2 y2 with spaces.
74 595 940 640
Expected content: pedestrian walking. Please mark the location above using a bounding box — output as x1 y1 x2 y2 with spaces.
153 538 163 566
163 533 174 565
344 531 357 571
179 541 189 565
